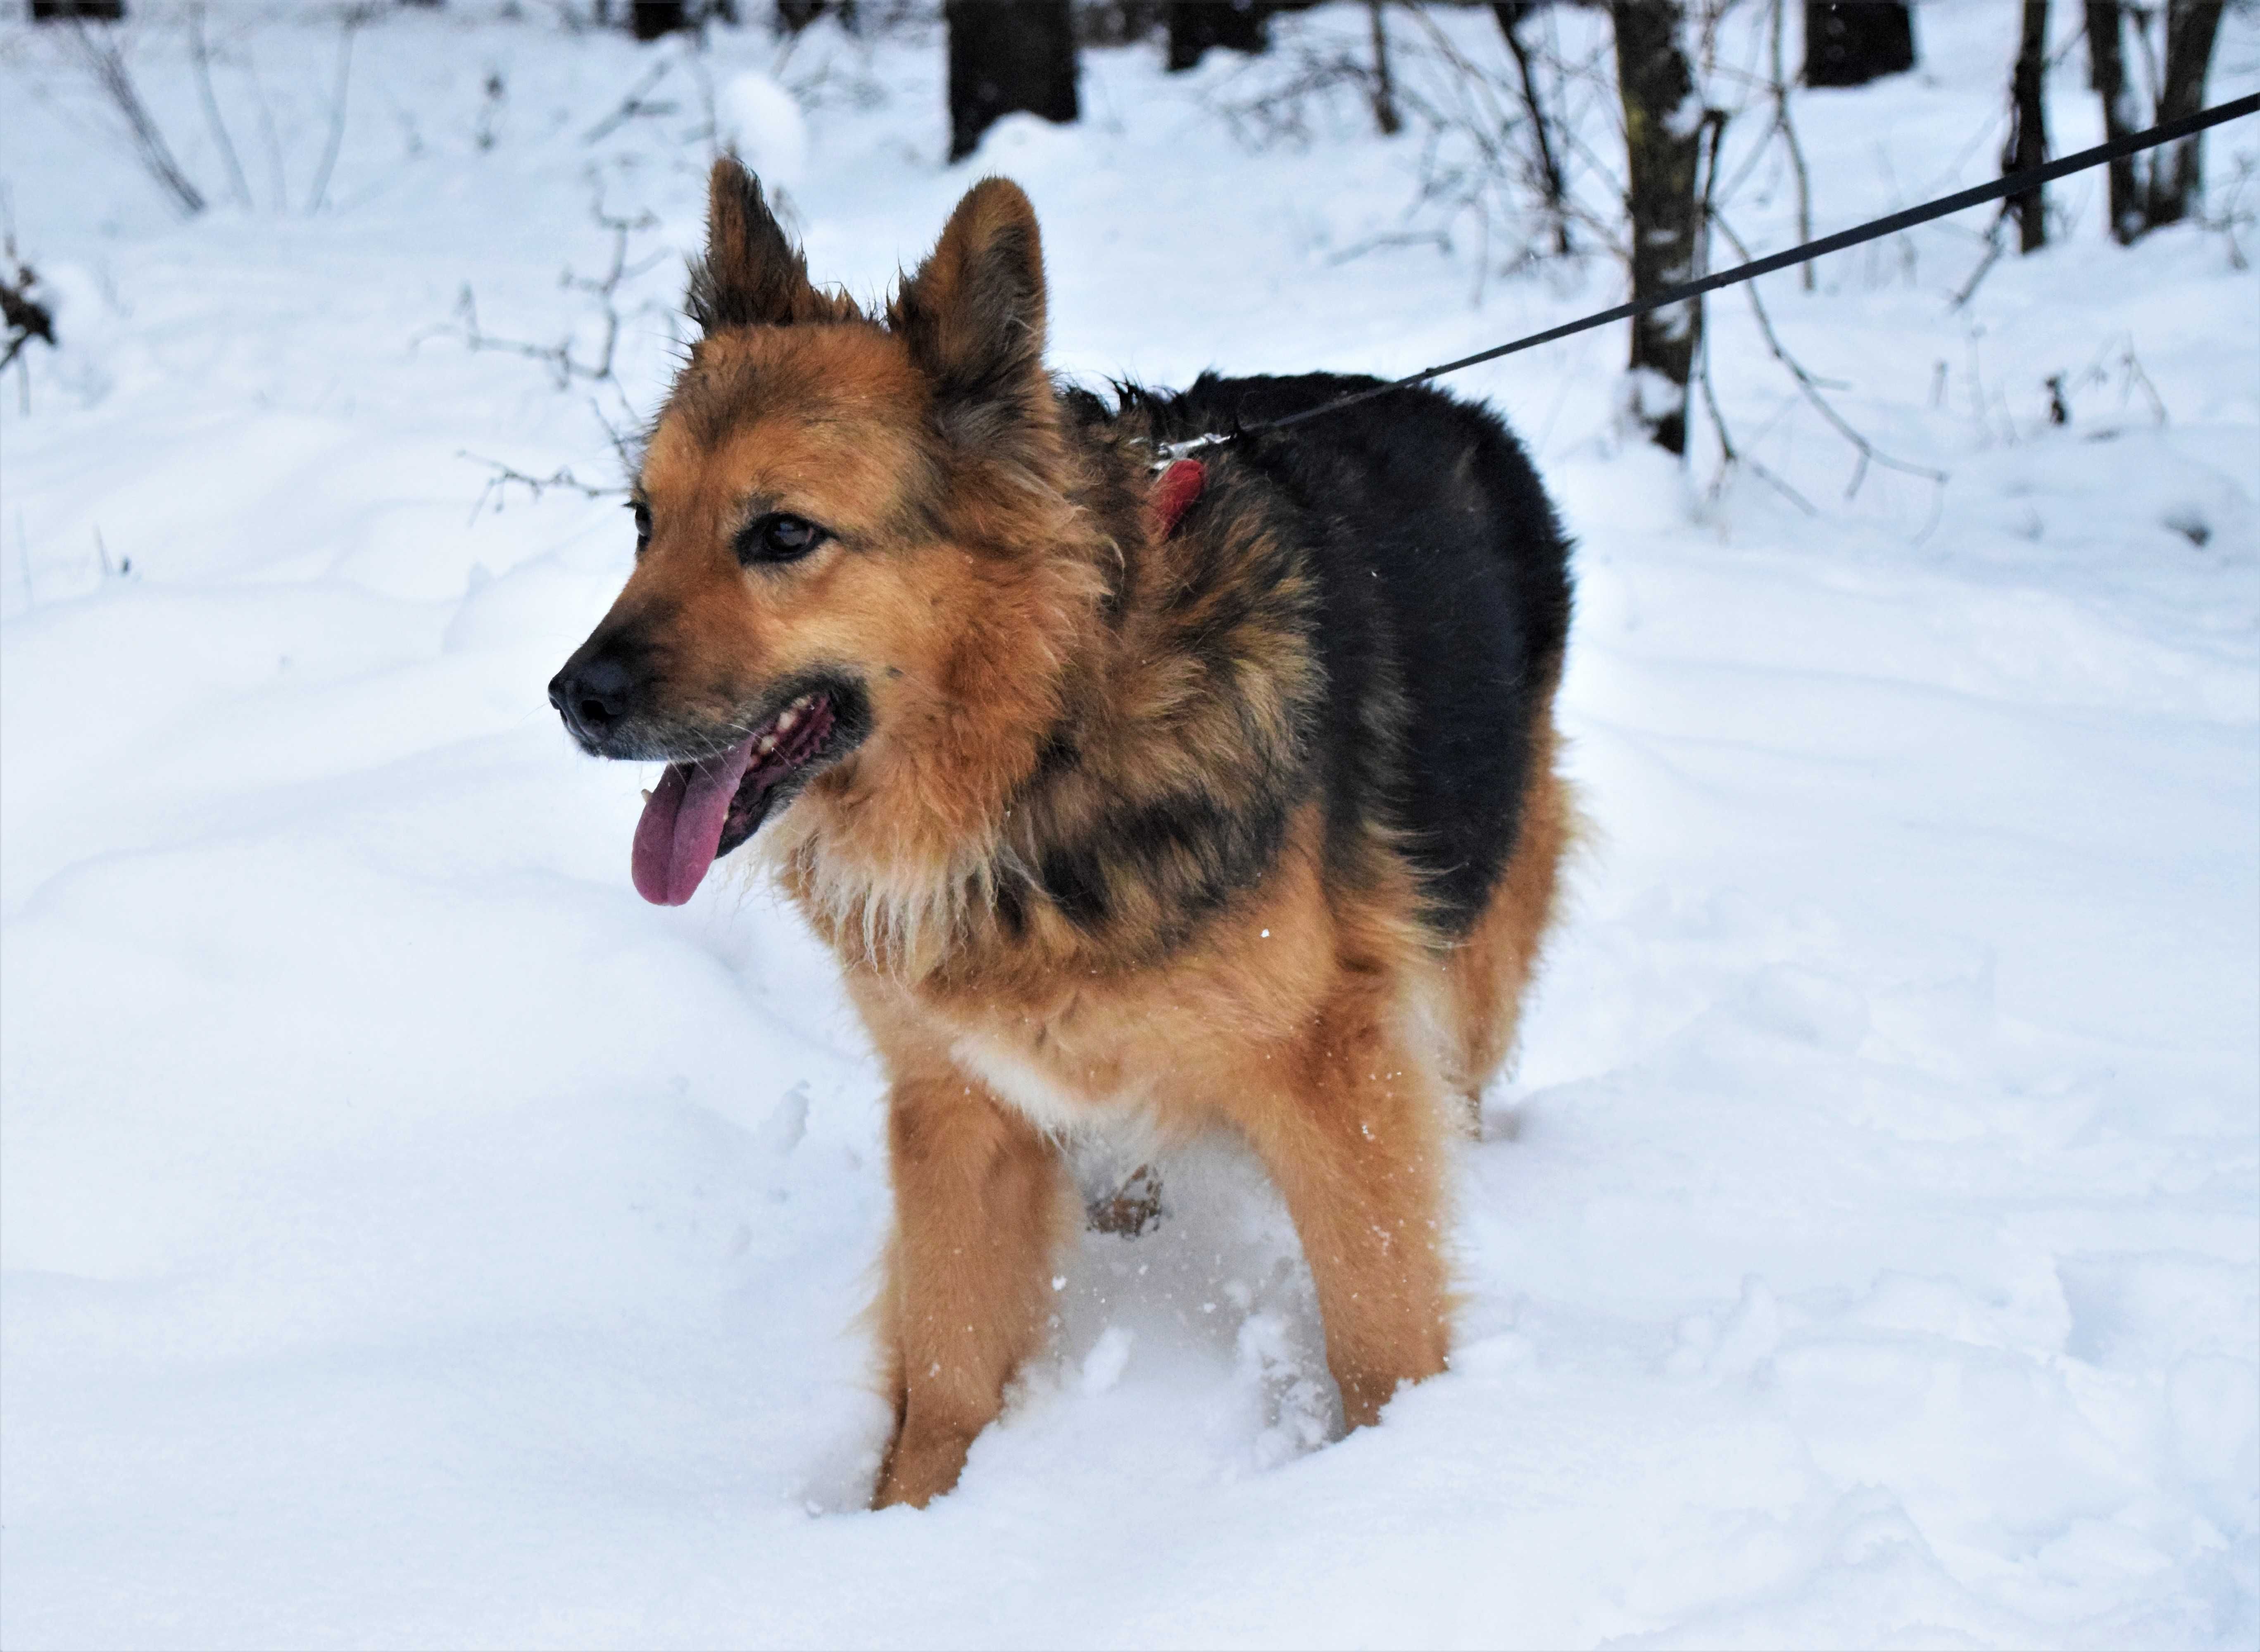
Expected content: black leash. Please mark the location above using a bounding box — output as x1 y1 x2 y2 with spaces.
1181 91 2258 449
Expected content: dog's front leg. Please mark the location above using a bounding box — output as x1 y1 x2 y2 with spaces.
872 1064 1067 1509
1223 979 1454 1431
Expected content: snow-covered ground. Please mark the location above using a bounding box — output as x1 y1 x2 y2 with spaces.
3 4 2255 1646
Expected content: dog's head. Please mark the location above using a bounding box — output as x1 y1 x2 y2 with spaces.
550 160 1092 907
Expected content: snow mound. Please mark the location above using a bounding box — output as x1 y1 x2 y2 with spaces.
718 70 809 198
1 3 2254 1647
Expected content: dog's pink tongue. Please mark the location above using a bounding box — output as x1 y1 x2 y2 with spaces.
631 734 758 906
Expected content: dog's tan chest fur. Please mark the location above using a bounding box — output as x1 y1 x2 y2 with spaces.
948 1020 1153 1141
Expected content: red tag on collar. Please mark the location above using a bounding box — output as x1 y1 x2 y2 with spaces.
1148 459 1206 538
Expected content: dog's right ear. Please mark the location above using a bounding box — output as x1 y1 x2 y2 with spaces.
685 158 832 333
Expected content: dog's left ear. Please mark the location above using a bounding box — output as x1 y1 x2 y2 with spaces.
688 157 834 332
891 178 1051 431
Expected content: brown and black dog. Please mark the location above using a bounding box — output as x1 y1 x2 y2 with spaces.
550 159 1574 1508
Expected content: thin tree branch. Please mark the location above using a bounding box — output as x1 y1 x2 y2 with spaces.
459 454 628 521
1367 1 1402 136
1712 213 1950 506
189 5 254 210
1770 0 1814 288
582 61 676 145
305 10 366 216
67 17 206 217
1494 2 1571 254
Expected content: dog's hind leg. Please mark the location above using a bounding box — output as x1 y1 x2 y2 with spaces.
871 1061 1069 1509
1222 966 1455 1430
1439 708 1574 1117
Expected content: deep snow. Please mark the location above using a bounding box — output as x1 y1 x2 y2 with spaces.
2 4 2256 1647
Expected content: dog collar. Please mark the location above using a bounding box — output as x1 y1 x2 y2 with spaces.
1149 458 1206 538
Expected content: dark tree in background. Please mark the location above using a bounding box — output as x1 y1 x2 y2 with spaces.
2084 0 2228 238
2147 0 2227 228
1803 2 1915 88
777 0 850 31
631 0 685 39
1612 0 1704 456
2083 0 2144 241
1078 2 1162 48
946 0 1078 163
31 2 128 18
2007 0 2051 253
1166 1 1267 71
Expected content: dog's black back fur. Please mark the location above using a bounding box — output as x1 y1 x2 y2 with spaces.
1142 373 1572 934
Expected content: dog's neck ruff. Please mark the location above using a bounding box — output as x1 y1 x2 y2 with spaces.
768 445 1226 980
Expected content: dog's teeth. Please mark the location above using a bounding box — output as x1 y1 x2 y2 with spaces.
641 789 653 803
776 708 800 733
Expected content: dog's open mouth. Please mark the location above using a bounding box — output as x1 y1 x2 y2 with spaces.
630 689 841 907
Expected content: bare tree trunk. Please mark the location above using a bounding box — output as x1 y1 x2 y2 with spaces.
631 0 685 39
946 0 1078 163
1803 2 1914 88
1166 1 1267 71
2008 0 2050 254
2084 0 2143 242
1612 0 1703 456
1493 2 1570 255
32 1 127 17
778 0 856 32
2145 0 2226 228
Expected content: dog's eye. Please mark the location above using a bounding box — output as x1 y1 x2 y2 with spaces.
739 512 827 565
630 501 652 551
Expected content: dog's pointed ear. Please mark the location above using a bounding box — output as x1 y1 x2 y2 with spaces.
686 157 830 332
891 178 1050 424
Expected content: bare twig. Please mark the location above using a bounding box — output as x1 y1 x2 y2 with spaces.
189 5 253 210
243 40 290 213
1397 6 1626 269
1769 0 1813 289
589 396 646 478
1693 101 1814 516
583 61 676 145
2096 331 2167 424
67 17 206 217
1950 220 2007 309
1367 2 1401 136
428 189 664 390
1696 335 1819 515
1494 2 1571 254
1327 229 1455 264
305 10 367 216
460 453 628 520
1711 214 1949 514
2201 148 2256 270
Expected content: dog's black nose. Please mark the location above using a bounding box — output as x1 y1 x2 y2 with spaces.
550 651 636 744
